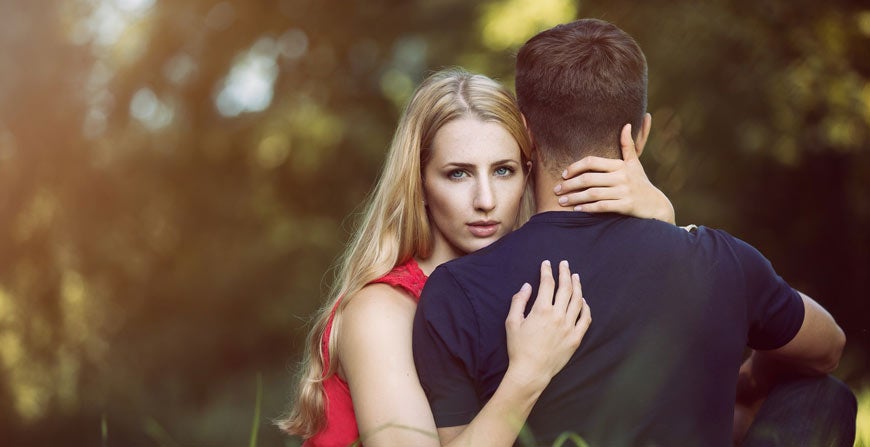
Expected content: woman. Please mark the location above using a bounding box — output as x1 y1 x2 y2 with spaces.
278 69 674 446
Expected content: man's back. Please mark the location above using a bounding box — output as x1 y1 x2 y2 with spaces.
413 211 804 446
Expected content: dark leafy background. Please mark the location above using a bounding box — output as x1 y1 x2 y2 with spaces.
0 0 867 445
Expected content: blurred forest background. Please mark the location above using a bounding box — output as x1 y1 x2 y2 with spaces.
0 0 868 445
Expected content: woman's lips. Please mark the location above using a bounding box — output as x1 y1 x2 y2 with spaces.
467 222 499 238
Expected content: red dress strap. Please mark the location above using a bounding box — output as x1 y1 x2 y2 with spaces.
368 258 427 301
304 259 428 447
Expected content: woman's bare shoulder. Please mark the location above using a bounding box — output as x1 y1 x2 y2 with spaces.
337 283 418 380
343 282 417 323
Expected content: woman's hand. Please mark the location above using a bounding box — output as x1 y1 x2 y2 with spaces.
504 260 591 390
552 123 676 224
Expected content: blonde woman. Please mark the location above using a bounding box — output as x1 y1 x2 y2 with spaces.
278 69 674 446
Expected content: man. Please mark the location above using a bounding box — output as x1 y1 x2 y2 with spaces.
413 19 855 446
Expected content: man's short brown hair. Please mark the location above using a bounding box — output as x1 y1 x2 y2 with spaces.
516 19 648 170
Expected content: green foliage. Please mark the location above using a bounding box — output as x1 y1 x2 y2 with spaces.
0 0 866 444
858 385 870 447
551 432 590 447
249 374 263 447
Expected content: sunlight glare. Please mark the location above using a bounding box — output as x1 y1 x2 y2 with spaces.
130 87 174 130
114 0 155 15
215 38 279 117
480 0 577 50
163 52 197 85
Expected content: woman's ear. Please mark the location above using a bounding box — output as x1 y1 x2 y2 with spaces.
420 182 428 207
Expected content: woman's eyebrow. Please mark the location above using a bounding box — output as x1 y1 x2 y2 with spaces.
441 159 519 168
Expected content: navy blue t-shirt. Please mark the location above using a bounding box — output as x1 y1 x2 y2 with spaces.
412 211 804 447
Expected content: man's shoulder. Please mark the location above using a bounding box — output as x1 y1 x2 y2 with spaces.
438 224 529 270
683 225 764 258
421 232 526 304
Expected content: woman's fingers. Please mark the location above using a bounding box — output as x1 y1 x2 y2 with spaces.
555 170 623 196
532 260 555 311
558 185 630 208
573 198 632 213
504 261 591 383
506 282 532 330
620 123 639 162
565 273 584 323
574 298 592 342
552 261 573 311
561 156 623 180
528 261 589 335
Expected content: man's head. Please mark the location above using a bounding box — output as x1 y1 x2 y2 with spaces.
516 19 649 174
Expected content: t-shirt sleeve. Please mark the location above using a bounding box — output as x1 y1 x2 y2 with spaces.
729 235 805 350
412 265 482 427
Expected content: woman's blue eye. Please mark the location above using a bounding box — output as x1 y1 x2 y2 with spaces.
449 170 467 179
495 167 512 176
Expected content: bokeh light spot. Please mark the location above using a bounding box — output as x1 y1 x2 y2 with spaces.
114 0 155 15
480 0 577 50
14 190 58 243
257 133 291 169
205 1 235 31
163 52 197 85
858 11 870 36
130 87 174 130
380 68 414 109
278 29 309 60
215 38 279 117
0 287 14 324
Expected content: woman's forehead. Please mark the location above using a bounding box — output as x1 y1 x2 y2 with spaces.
429 118 521 165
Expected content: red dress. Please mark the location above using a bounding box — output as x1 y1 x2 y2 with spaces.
304 259 428 447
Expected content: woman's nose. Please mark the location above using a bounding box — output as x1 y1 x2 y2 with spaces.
473 179 496 212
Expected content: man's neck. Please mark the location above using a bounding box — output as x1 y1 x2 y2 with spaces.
533 170 570 214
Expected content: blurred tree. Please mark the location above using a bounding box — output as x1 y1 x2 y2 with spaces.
0 0 866 445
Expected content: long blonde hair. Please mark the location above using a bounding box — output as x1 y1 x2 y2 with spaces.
277 68 533 438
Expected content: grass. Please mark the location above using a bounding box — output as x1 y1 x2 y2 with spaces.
249 373 263 447
857 384 870 447
129 376 869 446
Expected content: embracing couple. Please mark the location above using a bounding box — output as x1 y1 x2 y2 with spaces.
280 19 856 447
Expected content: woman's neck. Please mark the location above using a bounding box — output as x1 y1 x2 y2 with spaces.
415 243 462 276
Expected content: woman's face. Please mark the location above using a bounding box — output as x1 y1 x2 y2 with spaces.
422 117 527 261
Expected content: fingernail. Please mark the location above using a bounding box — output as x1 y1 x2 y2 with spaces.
558 196 568 205
562 169 568 179
543 260 551 267
574 205 582 211
553 184 562 193
572 273 579 281
521 282 531 291
561 260 569 268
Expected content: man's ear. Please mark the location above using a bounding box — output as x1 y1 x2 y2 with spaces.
522 113 535 145
635 113 652 157
521 113 540 171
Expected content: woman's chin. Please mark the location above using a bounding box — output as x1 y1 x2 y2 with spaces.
462 237 499 254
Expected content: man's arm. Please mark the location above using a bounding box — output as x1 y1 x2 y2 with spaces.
739 291 845 396
733 291 845 443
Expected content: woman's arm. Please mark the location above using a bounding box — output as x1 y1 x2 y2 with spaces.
340 283 437 445
339 260 590 447
554 123 676 224
438 260 591 445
